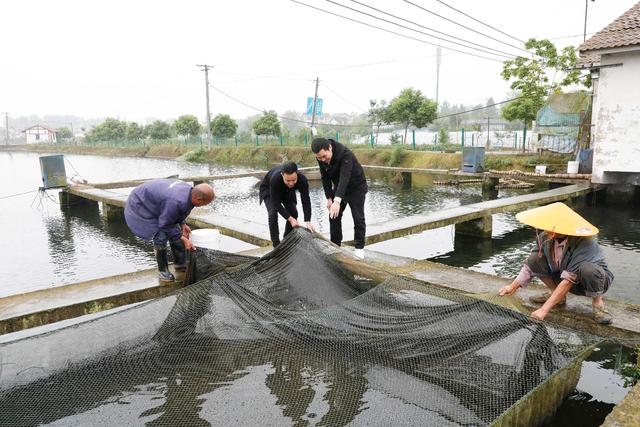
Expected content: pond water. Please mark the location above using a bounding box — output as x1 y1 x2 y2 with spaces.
0 150 636 425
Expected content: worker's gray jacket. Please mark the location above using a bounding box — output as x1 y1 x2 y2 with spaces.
533 232 614 281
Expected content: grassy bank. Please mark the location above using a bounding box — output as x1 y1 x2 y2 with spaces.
1 143 573 173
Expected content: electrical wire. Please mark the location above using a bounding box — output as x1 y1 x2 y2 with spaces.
211 81 531 129
0 189 39 200
216 53 456 85
433 0 526 44
320 83 367 112
347 0 517 58
290 0 505 62
323 0 514 59
402 0 532 54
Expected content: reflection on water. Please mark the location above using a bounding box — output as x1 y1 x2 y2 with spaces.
548 343 633 427
2 151 639 307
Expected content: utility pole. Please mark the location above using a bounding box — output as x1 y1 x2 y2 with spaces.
584 0 595 42
435 46 442 107
197 64 213 149
3 112 8 145
310 77 320 130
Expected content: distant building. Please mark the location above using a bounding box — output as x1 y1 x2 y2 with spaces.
578 2 640 185
22 125 57 144
533 92 591 154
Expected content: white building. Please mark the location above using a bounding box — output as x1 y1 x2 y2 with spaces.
22 125 57 144
578 2 640 185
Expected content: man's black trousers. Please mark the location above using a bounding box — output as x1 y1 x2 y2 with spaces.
330 193 366 249
265 196 298 247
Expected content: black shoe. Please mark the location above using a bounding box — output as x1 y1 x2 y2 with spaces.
155 248 175 282
169 239 187 272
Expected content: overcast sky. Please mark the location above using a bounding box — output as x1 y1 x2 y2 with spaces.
2 0 637 124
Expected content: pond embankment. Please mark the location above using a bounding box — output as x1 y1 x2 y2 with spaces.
1 143 572 173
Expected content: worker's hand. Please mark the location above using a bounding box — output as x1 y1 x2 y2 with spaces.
498 282 519 296
305 222 317 232
326 198 333 210
530 308 548 321
181 223 192 238
329 200 341 219
181 235 196 251
288 217 300 228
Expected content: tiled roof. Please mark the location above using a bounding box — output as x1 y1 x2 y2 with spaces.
575 53 601 69
21 124 57 133
579 1 640 52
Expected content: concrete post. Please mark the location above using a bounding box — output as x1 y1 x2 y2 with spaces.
59 190 97 209
482 176 499 191
456 216 492 238
401 172 412 190
101 202 125 222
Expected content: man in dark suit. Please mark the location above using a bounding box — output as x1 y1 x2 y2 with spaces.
311 137 368 259
259 161 315 247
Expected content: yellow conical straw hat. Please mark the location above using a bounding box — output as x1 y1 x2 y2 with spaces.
515 202 599 236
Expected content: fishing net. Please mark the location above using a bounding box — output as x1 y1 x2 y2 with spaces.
0 229 600 426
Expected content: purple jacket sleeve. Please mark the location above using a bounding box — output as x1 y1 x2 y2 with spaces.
158 200 183 240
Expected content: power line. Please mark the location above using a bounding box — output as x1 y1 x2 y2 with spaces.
402 0 532 55
433 0 526 44
216 53 457 85
321 83 367 112
290 0 505 62
348 0 517 58
211 82 527 129
323 0 514 59
436 96 523 119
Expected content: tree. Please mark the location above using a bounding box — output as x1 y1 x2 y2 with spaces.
387 88 437 145
367 99 389 144
146 120 172 140
174 115 201 139
87 117 127 142
252 111 281 142
501 38 587 127
56 127 73 140
125 122 145 141
210 114 238 139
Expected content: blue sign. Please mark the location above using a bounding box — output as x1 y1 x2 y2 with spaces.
306 97 323 116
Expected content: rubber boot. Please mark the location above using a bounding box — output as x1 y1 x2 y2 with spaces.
155 248 175 283
169 239 188 272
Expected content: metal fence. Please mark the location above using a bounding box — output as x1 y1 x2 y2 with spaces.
61 127 544 153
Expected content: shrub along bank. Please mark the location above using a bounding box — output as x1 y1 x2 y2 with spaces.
3 143 573 173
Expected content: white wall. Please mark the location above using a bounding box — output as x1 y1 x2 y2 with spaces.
25 127 56 144
591 50 640 183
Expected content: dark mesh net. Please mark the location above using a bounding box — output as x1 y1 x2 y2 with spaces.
0 230 600 426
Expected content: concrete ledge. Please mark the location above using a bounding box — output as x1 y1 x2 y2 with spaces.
603 381 640 427
0 269 183 335
362 253 640 345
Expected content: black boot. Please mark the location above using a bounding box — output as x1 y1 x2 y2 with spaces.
155 248 175 282
169 239 187 272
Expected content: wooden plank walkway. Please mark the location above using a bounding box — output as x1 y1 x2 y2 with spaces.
89 167 320 190
362 165 591 184
66 181 595 247
357 182 594 245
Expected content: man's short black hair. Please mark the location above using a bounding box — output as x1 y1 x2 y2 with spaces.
282 161 298 174
311 137 332 154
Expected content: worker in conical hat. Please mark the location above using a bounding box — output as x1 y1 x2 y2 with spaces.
498 202 614 324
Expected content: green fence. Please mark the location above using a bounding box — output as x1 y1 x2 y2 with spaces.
71 127 534 152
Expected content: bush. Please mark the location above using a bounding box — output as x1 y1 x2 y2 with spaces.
389 133 403 145
183 147 206 162
388 146 406 167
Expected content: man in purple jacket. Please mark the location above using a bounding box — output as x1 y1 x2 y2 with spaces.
125 179 215 282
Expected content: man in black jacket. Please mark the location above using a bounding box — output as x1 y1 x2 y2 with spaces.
311 137 368 258
259 161 315 247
